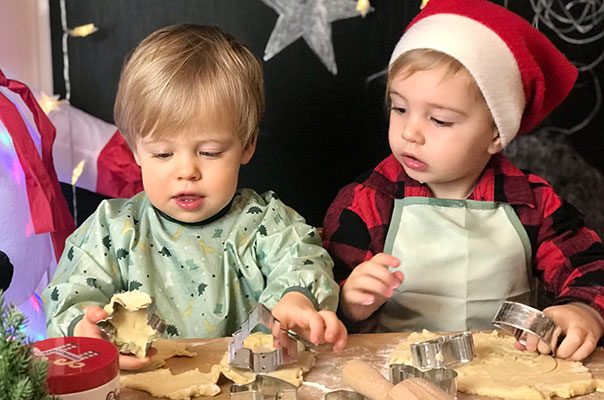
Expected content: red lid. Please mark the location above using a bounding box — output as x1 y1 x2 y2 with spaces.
32 337 119 394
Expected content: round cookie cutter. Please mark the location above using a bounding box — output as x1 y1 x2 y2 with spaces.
492 301 560 352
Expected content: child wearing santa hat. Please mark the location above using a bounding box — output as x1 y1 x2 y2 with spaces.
323 0 604 360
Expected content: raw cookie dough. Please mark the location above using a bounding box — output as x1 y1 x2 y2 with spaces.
139 340 198 372
100 290 161 358
219 332 315 386
120 368 220 400
390 330 604 400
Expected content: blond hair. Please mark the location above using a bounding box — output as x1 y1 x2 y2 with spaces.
386 49 485 105
114 24 264 150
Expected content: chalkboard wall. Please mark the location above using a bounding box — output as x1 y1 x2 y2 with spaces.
50 0 604 230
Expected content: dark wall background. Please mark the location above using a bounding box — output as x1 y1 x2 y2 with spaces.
50 0 603 229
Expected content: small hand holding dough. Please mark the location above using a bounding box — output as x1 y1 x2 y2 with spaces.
99 290 162 359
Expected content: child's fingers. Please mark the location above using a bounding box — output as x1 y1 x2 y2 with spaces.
271 320 290 350
119 353 153 370
555 327 585 359
371 253 401 269
320 311 348 352
84 305 108 323
564 334 597 361
536 338 551 355
345 274 397 302
523 332 540 352
306 312 326 345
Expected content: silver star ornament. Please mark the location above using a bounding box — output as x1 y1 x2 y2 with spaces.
260 0 371 75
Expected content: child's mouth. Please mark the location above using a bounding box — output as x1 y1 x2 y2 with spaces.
173 194 204 210
402 155 428 171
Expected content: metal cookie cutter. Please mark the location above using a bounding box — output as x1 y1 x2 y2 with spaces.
228 303 297 373
410 331 475 370
97 296 166 358
323 390 365 400
230 374 297 400
492 301 560 351
389 364 458 396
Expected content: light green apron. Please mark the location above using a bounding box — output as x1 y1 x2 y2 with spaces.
379 197 533 332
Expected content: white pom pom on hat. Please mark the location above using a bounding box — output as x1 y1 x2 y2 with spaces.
389 0 578 147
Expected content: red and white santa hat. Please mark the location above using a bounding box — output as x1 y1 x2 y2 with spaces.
389 0 578 147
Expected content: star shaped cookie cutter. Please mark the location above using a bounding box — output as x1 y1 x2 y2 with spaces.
230 374 298 400
389 364 458 396
409 331 475 371
228 303 297 373
96 293 166 358
492 301 560 352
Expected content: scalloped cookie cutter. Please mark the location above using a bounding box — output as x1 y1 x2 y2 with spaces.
230 374 298 400
492 301 559 351
389 364 458 396
96 293 166 358
410 331 475 370
228 303 297 373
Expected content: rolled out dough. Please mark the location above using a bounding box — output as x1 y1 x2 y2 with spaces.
389 330 604 400
120 333 315 399
120 368 221 399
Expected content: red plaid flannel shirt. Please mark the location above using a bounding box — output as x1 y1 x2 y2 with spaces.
323 153 604 332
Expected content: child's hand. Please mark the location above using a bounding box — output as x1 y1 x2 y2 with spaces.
514 303 604 361
339 253 403 322
271 292 348 352
74 306 156 370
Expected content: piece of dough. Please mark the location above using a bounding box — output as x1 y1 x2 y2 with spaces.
138 340 198 372
390 330 604 400
120 368 220 399
100 290 161 358
218 332 315 387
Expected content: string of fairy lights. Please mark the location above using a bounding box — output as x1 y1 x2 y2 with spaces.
51 0 603 222
57 0 98 223
528 0 603 135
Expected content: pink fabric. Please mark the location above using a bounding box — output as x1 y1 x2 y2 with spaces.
0 69 75 261
96 130 143 198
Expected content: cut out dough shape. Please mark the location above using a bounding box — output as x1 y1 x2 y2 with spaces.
218 332 315 387
139 340 197 372
100 290 160 358
389 330 604 400
120 368 220 400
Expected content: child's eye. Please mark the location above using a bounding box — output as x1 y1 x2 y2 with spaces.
432 117 453 127
390 106 406 115
153 153 172 159
200 151 221 158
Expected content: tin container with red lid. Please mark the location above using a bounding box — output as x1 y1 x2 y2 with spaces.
32 337 119 399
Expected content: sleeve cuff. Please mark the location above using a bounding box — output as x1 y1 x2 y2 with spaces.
67 314 85 336
281 286 320 311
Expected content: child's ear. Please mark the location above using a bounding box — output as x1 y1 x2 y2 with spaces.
132 148 142 166
487 127 503 155
241 138 256 165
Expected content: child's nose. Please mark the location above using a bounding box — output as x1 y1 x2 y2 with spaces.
401 117 425 144
176 159 201 181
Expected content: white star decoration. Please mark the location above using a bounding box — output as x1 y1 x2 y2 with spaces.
260 0 371 75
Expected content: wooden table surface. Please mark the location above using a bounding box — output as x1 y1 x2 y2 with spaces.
121 332 604 400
